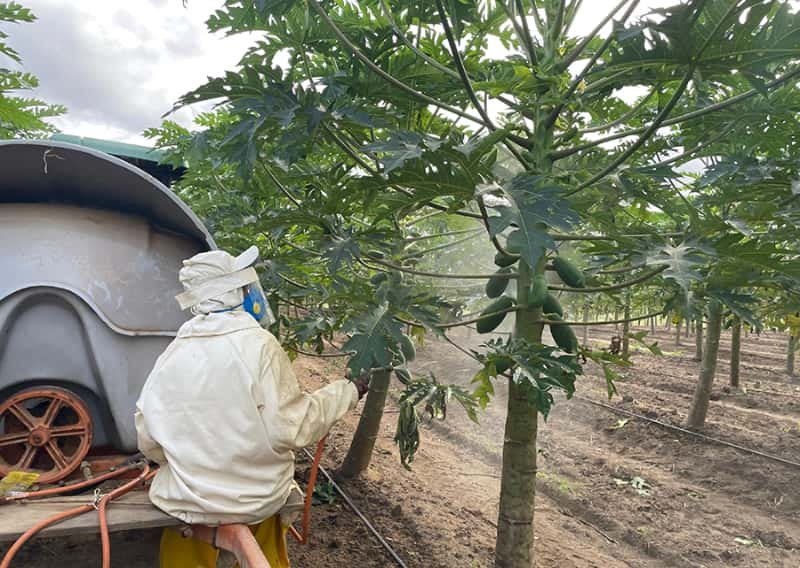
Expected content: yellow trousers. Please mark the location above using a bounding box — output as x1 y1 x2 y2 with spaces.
159 516 290 568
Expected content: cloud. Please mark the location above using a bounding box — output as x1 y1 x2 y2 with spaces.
7 0 253 144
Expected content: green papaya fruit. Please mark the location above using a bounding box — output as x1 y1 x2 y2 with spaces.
553 256 586 288
395 367 412 385
370 272 388 286
549 315 578 353
494 357 513 375
485 267 512 298
476 296 515 334
529 274 548 307
494 251 518 267
542 293 564 317
399 334 416 362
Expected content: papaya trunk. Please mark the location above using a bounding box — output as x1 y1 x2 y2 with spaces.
694 319 703 362
787 335 797 377
675 324 681 349
687 299 723 430
339 369 391 477
494 261 543 567
730 317 741 388
582 302 589 347
621 291 631 359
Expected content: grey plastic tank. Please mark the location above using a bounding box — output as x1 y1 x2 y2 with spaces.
0 139 214 483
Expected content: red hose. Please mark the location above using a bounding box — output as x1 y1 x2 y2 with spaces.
0 463 152 568
0 504 94 568
2 463 139 503
98 464 152 568
289 436 326 544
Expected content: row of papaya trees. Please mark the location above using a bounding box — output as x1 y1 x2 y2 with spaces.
141 1 800 566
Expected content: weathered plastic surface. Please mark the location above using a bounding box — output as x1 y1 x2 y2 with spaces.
1 204 201 333
0 140 214 451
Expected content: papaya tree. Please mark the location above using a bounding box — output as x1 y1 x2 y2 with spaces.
671 76 800 426
729 315 741 388
151 1 800 565
677 159 800 427
761 293 800 378
0 2 64 138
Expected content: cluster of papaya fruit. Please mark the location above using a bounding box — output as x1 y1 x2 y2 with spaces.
477 252 585 354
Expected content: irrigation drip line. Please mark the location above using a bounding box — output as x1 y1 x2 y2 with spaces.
302 448 408 568
608 361 796 397
745 387 800 399
574 395 800 469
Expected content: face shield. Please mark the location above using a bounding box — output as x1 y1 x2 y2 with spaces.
243 280 276 328
176 246 275 328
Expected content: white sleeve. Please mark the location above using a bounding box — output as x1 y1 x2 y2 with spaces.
134 400 167 464
259 345 359 452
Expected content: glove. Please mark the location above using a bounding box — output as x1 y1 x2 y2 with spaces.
345 368 369 399
354 379 369 400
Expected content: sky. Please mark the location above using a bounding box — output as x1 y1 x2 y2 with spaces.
8 0 254 145
7 0 678 146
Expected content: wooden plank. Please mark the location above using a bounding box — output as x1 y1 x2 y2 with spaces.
0 491 181 543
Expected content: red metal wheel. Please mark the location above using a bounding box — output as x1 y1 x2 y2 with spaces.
0 387 93 484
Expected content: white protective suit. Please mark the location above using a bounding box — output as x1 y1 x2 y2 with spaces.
135 247 358 526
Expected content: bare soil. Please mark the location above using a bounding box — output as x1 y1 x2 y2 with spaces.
4 325 799 567
288 325 799 567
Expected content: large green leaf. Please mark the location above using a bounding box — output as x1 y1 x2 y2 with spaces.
501 175 579 268
646 243 707 291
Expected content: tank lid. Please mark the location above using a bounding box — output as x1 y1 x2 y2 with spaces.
0 139 214 249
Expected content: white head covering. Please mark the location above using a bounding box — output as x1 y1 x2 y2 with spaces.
175 246 260 314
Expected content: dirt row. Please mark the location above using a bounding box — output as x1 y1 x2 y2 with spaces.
583 325 798 387
287 323 800 567
396 328 800 567
586 325 792 361
288 356 638 568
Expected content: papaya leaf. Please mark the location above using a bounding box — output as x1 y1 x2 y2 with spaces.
362 131 424 173
456 127 510 159
485 205 514 237
341 302 403 375
503 175 579 269
321 233 360 275
481 338 582 418
471 366 495 410
629 330 663 356
646 243 707 291
709 289 762 331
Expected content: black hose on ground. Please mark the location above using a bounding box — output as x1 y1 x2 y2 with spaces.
301 449 408 568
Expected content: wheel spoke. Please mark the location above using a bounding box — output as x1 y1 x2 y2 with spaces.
1 389 92 483
16 445 37 469
51 424 88 438
0 431 29 447
7 404 36 430
45 441 69 470
42 398 63 426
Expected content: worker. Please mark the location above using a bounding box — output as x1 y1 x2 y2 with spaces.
135 246 368 568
